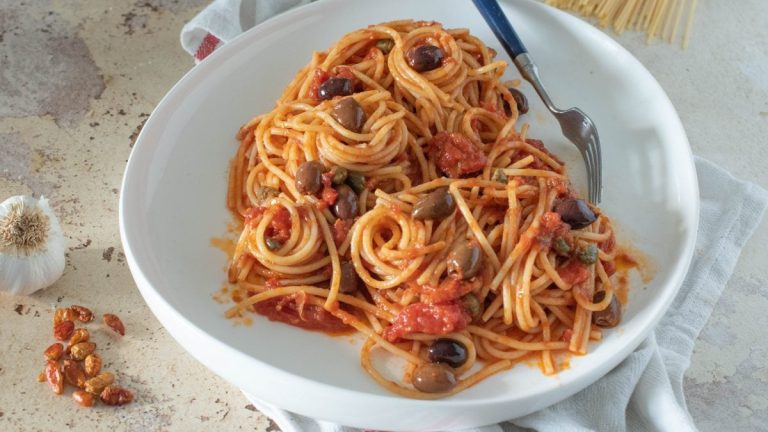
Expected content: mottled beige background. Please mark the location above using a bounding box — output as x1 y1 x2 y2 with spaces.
0 1 766 431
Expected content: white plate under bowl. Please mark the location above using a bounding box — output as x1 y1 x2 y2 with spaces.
119 0 698 430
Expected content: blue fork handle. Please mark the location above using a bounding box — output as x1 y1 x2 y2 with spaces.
472 0 560 113
471 0 527 57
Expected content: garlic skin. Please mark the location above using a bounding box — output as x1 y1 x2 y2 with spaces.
0 195 65 296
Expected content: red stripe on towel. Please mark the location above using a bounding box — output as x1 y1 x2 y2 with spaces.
195 32 221 62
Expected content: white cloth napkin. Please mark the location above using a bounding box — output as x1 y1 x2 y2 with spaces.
181 3 768 431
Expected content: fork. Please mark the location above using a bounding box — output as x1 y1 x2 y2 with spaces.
472 0 603 204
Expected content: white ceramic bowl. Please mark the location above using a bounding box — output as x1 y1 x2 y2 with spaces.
119 0 699 430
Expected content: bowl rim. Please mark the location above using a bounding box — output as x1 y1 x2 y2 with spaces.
119 0 699 426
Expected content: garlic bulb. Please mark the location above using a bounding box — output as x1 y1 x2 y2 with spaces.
0 195 65 295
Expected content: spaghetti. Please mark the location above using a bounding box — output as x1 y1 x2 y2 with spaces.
545 0 699 47
224 20 629 399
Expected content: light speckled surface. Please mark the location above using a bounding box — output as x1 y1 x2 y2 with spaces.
0 1 765 431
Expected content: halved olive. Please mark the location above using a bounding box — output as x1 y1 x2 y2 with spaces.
406 45 444 72
412 188 455 220
338 261 360 294
412 362 456 393
593 291 621 328
331 97 366 133
447 241 482 279
295 161 324 195
318 77 353 100
333 184 358 220
554 198 596 229
510 87 529 114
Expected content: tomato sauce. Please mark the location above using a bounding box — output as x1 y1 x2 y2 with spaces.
253 296 354 335
536 211 570 248
266 206 291 242
418 278 474 305
332 65 361 91
243 207 266 225
382 302 470 342
317 173 339 210
558 259 590 286
332 218 355 246
309 68 330 101
427 132 487 178
243 206 292 244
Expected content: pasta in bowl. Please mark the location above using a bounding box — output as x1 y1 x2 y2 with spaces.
119 0 697 429
223 20 634 399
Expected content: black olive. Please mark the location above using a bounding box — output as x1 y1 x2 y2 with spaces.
506 87 529 115
406 45 444 72
593 291 621 328
295 161 324 195
331 97 366 133
447 241 482 279
412 362 456 393
427 339 468 368
411 187 455 220
318 77 353 100
553 198 596 229
339 261 360 294
333 184 358 219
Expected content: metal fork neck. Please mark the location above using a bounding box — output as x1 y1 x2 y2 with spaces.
514 53 560 114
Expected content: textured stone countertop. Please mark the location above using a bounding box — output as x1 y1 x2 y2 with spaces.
0 1 766 431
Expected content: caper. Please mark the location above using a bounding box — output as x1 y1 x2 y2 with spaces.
346 171 366 193
577 243 598 265
492 168 508 184
553 237 571 255
376 38 394 54
331 166 348 185
265 238 283 251
461 293 482 319
255 186 279 203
